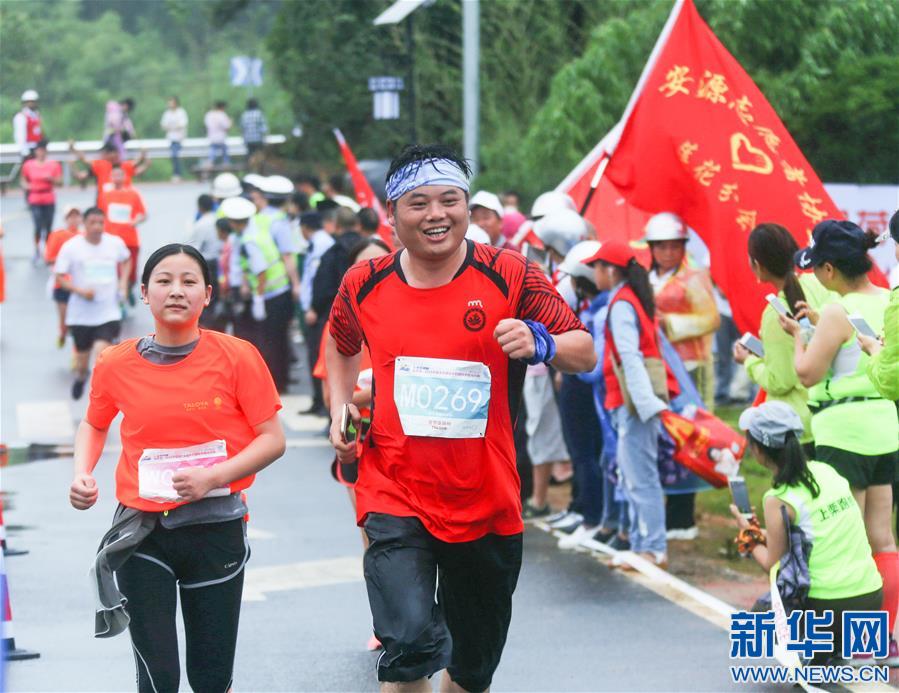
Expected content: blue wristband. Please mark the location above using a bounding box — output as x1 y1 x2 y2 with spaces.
522 320 557 365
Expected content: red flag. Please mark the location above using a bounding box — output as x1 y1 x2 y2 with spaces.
333 129 394 249
561 0 861 333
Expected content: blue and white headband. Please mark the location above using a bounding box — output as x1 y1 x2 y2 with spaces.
385 158 470 202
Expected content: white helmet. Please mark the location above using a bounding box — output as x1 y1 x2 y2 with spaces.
465 223 491 245
559 241 602 285
644 212 687 242
21 89 39 102
258 175 294 198
212 172 242 199
219 196 256 221
533 209 588 256
242 173 267 190
530 191 576 219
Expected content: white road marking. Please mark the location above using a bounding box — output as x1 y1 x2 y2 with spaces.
16 400 75 442
246 526 274 540
242 556 362 602
279 395 330 433
286 438 331 449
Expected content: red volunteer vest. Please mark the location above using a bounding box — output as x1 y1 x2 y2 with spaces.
603 284 679 410
25 112 42 143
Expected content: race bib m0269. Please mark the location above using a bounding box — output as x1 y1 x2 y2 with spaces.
393 356 491 439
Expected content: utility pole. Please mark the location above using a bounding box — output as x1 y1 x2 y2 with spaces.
406 14 417 143
463 0 479 176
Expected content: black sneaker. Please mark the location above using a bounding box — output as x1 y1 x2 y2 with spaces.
592 527 616 545
72 379 86 400
608 535 631 551
522 502 551 521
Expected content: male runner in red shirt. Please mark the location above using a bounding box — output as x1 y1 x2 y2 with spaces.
326 144 594 692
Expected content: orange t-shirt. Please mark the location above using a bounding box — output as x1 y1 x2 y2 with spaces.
91 160 136 192
98 187 145 248
45 227 81 289
45 228 80 263
85 330 282 512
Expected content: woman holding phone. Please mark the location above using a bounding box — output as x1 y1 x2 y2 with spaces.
733 223 836 453
70 242 285 692
731 401 882 666
779 219 898 663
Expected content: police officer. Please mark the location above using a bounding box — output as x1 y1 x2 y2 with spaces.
221 196 292 392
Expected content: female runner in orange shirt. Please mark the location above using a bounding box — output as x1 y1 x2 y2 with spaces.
69 243 285 692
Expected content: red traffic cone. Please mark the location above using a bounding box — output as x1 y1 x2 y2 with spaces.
0 497 27 557
1 551 39 661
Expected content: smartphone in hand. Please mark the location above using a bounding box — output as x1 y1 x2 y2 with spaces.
738 332 765 358
729 476 753 518
765 293 791 318
340 403 358 445
848 313 877 338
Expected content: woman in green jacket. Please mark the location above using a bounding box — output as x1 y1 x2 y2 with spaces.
733 223 836 453
731 401 882 666
858 211 899 401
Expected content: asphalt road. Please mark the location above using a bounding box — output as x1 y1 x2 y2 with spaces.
1 182 749 691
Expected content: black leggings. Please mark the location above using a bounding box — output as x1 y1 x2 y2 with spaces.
116 520 247 692
30 203 54 243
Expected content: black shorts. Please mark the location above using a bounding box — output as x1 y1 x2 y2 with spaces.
127 518 249 588
52 287 71 303
69 320 121 353
818 446 899 489
363 513 522 691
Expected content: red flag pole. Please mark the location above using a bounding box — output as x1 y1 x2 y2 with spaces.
332 129 395 249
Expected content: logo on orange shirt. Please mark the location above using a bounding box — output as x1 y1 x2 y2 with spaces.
183 400 210 411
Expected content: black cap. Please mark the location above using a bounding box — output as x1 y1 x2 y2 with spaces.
300 211 322 229
794 219 867 270
890 209 899 244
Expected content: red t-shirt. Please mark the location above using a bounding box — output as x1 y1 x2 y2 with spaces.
98 187 145 248
86 330 282 512
330 240 585 542
90 160 136 192
22 159 61 205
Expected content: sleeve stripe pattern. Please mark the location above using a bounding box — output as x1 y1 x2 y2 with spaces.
517 258 586 335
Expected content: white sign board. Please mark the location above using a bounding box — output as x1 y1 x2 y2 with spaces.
825 183 899 286
230 56 263 87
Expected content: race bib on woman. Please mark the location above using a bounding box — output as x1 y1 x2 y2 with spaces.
138 439 230 503
106 202 133 224
393 356 491 438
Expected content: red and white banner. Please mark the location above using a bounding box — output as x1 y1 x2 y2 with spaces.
333 128 394 249
560 0 854 333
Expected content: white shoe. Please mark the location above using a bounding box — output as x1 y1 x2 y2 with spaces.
558 524 596 550
549 511 582 530
666 526 699 541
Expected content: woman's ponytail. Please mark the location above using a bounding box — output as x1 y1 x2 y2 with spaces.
624 258 656 321
748 223 807 314
758 431 819 498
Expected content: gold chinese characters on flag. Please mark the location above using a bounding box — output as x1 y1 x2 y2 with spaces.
598 0 843 332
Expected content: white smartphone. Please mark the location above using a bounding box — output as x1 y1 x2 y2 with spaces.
728 476 753 518
765 293 791 317
739 332 765 358
848 313 877 338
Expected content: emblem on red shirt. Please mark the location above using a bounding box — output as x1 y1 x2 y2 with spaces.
463 299 486 332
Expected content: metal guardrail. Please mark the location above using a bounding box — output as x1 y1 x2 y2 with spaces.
0 134 287 165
